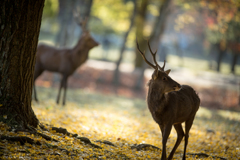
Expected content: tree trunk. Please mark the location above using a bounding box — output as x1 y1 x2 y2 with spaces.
134 0 149 67
239 82 240 106
149 0 171 48
208 43 217 70
0 0 44 128
78 0 93 19
113 0 137 86
231 52 238 74
55 0 77 47
216 43 225 72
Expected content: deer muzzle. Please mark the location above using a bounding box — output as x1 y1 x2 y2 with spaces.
94 41 99 47
173 83 181 91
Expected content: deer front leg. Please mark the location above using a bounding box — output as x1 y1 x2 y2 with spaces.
168 123 184 160
56 77 64 104
62 76 68 106
159 124 172 160
33 83 38 102
33 68 43 102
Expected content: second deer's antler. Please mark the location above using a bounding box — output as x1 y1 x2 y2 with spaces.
73 10 88 32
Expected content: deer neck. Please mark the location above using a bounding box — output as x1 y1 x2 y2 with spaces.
71 39 90 67
147 83 167 114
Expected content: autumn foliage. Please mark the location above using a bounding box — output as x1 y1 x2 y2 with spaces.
1 84 239 159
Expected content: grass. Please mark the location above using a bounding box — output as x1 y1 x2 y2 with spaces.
1 86 239 159
34 86 240 134
31 86 240 159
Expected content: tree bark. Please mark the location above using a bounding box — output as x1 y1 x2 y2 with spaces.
208 43 217 70
231 52 238 74
55 0 76 47
216 43 226 72
148 0 171 49
113 0 137 86
134 0 149 67
78 0 93 19
0 0 44 128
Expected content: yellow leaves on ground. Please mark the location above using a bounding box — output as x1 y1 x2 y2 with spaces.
1 89 240 159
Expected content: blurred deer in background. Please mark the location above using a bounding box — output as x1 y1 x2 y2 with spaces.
33 13 99 106
137 40 200 160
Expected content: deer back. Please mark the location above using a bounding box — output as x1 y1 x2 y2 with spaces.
147 76 200 125
36 44 74 73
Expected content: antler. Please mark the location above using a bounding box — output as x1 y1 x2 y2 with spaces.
136 39 156 69
147 41 166 71
73 10 88 32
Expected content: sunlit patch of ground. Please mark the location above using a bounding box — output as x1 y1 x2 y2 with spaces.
1 87 240 159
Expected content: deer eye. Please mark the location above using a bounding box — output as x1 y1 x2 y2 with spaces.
162 77 167 81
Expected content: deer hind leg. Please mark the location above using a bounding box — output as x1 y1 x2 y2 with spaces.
168 123 184 160
182 116 195 160
159 124 172 160
33 68 43 102
33 84 38 102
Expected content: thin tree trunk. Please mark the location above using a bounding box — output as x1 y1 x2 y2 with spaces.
231 52 238 74
216 44 225 72
0 0 44 128
239 82 240 106
149 0 171 48
135 0 149 67
113 0 137 86
135 63 147 90
208 43 216 70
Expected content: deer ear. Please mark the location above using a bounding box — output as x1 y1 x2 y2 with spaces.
165 69 171 75
152 70 158 80
153 75 158 80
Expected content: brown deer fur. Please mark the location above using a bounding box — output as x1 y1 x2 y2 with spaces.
137 40 200 160
33 31 98 105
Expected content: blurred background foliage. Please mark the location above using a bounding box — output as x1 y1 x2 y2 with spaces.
38 0 240 108
39 0 240 75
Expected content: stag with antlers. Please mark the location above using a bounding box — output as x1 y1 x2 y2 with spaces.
136 40 200 160
33 14 98 105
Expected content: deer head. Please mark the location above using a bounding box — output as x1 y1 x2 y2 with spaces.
81 32 99 48
73 11 99 51
136 40 181 93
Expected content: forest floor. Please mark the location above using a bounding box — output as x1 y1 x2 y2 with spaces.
1 60 240 159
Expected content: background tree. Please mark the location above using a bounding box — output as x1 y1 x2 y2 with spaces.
174 0 240 73
55 0 76 47
134 0 150 68
55 0 94 47
0 0 44 128
113 0 137 86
